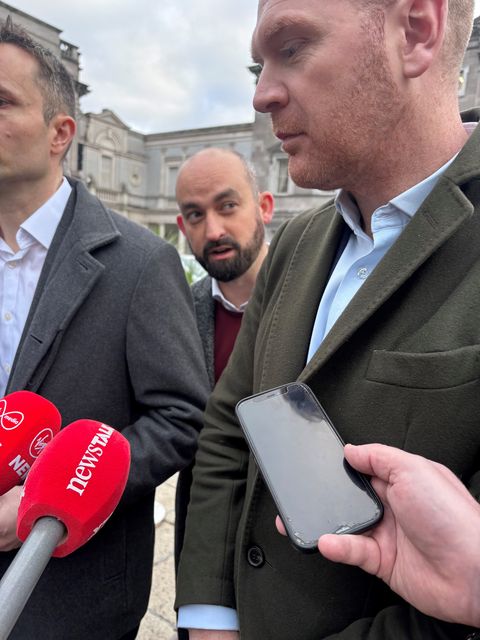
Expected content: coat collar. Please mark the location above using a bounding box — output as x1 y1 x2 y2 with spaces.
258 111 480 387
7 180 121 394
301 111 480 381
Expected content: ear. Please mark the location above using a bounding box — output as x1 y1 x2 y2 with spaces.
176 213 186 236
258 191 274 225
50 114 76 159
399 0 447 78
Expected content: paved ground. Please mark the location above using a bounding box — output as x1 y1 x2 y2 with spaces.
137 475 178 640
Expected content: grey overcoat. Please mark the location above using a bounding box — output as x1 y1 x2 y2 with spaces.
4 179 209 639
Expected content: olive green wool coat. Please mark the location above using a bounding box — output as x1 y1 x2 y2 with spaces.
176 111 480 640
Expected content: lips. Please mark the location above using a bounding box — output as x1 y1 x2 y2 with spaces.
274 126 306 152
207 245 236 260
275 131 302 141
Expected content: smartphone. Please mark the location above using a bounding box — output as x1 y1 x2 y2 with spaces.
235 382 383 552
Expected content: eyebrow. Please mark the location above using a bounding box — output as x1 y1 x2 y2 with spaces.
0 82 16 99
213 188 241 203
181 188 241 213
251 14 312 62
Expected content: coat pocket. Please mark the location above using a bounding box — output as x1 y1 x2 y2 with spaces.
366 344 480 389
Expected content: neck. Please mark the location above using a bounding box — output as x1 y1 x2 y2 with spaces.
352 107 469 236
217 243 268 308
0 171 64 251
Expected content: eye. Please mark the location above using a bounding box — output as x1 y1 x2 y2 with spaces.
185 210 204 224
0 98 10 107
280 40 303 60
221 202 237 213
249 63 263 81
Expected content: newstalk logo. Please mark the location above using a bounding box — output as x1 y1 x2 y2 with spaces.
66 424 114 496
29 428 55 459
0 399 24 431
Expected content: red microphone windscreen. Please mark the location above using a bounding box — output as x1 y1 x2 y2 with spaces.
17 419 131 557
0 391 61 495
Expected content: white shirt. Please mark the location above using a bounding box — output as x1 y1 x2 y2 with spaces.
211 278 248 313
0 178 72 396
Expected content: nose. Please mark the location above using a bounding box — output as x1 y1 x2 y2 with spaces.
253 66 288 114
204 213 226 242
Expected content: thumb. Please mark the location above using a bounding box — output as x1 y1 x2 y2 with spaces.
318 533 382 577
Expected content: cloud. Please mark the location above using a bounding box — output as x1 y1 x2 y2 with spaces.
9 0 259 133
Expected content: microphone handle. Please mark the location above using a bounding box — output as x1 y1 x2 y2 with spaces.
0 516 66 640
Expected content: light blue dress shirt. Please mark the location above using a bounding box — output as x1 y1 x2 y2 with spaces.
307 156 456 361
178 127 474 632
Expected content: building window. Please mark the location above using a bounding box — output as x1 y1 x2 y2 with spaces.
274 157 290 194
166 165 179 197
458 66 469 97
100 154 113 188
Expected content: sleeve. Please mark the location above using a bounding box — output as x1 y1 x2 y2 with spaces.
119 240 210 506
177 605 239 630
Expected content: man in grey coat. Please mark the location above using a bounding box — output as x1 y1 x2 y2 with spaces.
0 20 209 639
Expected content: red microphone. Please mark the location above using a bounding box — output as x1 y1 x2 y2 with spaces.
0 390 61 495
0 419 130 639
17 419 131 556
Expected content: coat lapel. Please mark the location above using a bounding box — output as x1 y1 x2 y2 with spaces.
300 112 480 381
300 176 475 381
259 207 346 386
264 110 480 387
7 181 120 394
192 276 216 388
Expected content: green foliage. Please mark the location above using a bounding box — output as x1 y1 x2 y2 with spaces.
180 255 206 285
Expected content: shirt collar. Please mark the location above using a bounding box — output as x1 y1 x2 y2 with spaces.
335 122 477 230
211 278 247 313
20 177 72 249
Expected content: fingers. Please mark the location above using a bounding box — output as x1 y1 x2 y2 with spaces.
318 533 381 576
344 443 427 485
275 515 287 536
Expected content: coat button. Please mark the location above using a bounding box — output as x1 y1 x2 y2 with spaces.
247 546 265 568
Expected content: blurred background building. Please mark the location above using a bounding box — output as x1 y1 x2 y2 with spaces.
1 1 479 250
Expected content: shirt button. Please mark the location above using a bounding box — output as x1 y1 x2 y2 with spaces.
7 262 17 269
247 546 265 568
3 364 11 374
4 312 12 321
357 267 369 280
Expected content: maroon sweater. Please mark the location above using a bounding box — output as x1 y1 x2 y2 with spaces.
214 300 243 382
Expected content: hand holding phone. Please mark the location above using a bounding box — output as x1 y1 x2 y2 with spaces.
235 383 383 552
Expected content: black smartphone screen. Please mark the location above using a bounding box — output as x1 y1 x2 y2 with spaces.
236 383 383 551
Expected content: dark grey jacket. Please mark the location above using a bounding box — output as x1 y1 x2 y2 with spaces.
191 275 215 387
4 180 209 639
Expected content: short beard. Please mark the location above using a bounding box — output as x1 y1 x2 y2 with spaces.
195 215 265 282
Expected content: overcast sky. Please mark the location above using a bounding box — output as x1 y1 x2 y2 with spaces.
9 1 480 135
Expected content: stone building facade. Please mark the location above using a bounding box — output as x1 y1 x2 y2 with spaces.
1 2 480 247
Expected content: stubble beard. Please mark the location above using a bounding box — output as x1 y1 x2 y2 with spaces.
280 12 405 193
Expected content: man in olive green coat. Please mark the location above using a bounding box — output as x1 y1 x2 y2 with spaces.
176 0 480 638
